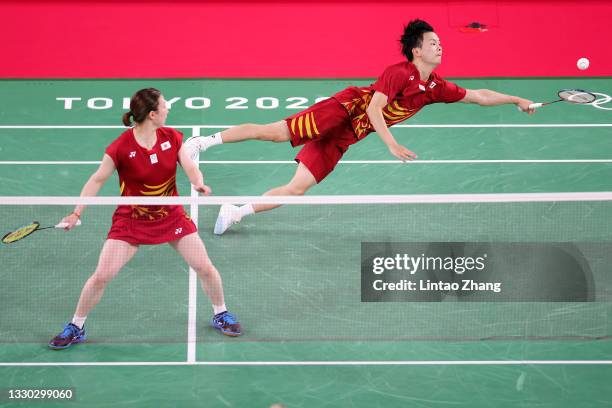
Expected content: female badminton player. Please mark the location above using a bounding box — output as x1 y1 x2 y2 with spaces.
185 19 536 235
49 88 241 349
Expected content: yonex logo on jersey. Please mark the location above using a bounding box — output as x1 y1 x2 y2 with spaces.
429 82 437 89
161 141 171 151
175 228 183 235
129 151 136 158
150 153 158 164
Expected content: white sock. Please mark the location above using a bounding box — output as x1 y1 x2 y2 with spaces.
214 132 224 144
207 132 223 146
213 304 227 315
71 315 87 329
237 204 255 220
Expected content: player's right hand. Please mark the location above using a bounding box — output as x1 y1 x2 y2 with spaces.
60 213 80 230
516 98 536 115
389 143 417 162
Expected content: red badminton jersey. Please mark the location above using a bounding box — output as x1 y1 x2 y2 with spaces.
104 127 196 244
333 61 467 138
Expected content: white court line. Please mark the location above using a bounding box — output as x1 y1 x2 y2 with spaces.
2 159 612 165
186 127 203 363
186 151 200 363
0 124 611 129
1 360 612 367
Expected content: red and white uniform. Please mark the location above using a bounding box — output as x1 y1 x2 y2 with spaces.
285 61 467 182
104 127 196 245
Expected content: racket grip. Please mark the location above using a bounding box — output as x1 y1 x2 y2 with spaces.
517 103 542 111
55 220 82 228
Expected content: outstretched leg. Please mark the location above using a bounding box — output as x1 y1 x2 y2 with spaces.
169 233 225 308
184 120 290 159
49 239 138 349
221 120 291 144
214 162 317 235
74 239 139 317
170 233 241 337
255 162 317 212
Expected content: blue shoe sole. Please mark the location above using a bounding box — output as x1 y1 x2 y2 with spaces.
211 323 241 337
213 327 242 337
48 334 87 350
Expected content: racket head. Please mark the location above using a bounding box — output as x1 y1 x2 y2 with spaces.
1 222 40 244
558 89 597 104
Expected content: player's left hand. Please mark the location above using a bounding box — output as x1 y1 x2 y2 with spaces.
194 184 212 195
388 142 418 162
517 98 536 114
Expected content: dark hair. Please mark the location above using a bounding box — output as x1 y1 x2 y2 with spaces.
122 88 161 126
400 19 435 61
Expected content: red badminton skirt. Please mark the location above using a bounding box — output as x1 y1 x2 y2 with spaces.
107 206 197 245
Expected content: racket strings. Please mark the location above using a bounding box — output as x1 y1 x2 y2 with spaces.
559 89 597 104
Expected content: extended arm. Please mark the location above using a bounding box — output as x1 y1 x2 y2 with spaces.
62 154 116 229
461 89 535 113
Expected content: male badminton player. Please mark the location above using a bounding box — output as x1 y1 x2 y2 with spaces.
49 88 241 349
185 19 536 235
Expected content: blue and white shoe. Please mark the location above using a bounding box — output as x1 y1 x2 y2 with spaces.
212 311 242 337
48 323 87 350
214 204 241 235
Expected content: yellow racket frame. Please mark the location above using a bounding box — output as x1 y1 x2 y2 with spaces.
2 222 41 244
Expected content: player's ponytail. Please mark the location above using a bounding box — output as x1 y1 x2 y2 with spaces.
122 111 133 127
123 88 162 127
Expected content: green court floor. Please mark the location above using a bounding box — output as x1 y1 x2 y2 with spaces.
0 78 611 407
